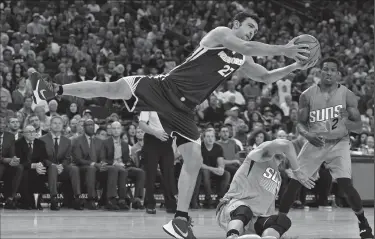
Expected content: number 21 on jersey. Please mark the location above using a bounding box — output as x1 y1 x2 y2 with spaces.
218 65 235 77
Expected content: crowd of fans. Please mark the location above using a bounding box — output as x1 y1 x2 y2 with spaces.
0 0 374 210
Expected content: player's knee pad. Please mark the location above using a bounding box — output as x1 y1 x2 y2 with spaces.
264 214 291 236
229 205 253 226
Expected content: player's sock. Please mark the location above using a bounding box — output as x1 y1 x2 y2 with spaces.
175 210 189 221
355 210 366 222
227 229 240 237
337 178 363 214
279 179 302 214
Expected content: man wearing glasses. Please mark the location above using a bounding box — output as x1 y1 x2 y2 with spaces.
16 125 48 209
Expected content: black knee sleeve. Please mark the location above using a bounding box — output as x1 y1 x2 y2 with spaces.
265 214 292 236
230 205 253 226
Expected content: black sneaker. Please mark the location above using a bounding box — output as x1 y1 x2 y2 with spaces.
30 71 57 103
146 207 156 214
50 197 60 211
359 219 374 239
163 217 196 239
118 199 130 211
4 198 17 210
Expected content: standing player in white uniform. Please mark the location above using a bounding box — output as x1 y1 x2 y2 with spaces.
278 58 374 239
31 12 317 239
216 139 315 239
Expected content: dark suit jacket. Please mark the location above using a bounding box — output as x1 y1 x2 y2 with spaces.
15 138 48 169
103 137 130 165
39 133 72 167
72 134 105 166
1 132 15 162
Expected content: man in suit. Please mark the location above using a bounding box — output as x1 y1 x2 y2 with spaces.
112 122 145 209
102 121 131 210
27 114 48 138
16 125 47 209
40 116 82 210
7 116 22 140
72 119 121 210
0 114 23 209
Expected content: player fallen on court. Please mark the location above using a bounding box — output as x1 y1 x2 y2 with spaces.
31 12 317 239
216 139 315 239
278 57 374 239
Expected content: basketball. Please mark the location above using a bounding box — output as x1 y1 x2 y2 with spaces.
294 34 321 66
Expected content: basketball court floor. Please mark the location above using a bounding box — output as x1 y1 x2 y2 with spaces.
1 207 373 238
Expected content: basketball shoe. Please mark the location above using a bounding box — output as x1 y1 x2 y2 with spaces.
359 218 374 239
29 72 57 103
162 217 196 239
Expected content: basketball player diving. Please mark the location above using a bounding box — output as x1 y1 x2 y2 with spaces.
278 57 374 239
216 139 315 239
31 12 316 239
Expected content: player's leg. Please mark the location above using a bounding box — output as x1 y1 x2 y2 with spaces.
162 139 202 239
226 205 254 238
279 142 324 214
326 140 373 239
254 214 292 239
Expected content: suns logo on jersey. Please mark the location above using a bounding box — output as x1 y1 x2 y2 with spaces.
309 105 343 123
261 167 281 195
218 51 245 66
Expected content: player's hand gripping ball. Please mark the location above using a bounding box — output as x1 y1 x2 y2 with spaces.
293 34 321 68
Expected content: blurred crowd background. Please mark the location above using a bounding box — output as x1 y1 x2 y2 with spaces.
0 0 373 209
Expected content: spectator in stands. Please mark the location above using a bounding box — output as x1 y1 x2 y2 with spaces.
47 100 59 117
224 107 246 138
34 105 50 132
139 111 177 214
16 125 47 209
225 123 244 150
0 114 22 209
285 108 298 134
67 102 79 119
364 136 374 155
0 95 14 118
40 116 82 210
216 125 242 178
11 78 29 105
27 13 46 36
280 95 293 117
222 79 245 105
199 95 225 124
193 128 230 209
0 33 14 62
102 121 131 210
18 96 33 120
7 117 21 140
27 114 47 138
96 127 108 140
248 129 270 150
127 124 137 146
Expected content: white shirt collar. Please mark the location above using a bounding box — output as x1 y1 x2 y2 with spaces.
50 133 60 139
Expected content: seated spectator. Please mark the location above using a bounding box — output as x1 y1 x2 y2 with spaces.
0 95 14 118
96 127 108 140
102 121 134 210
16 125 48 209
27 114 48 138
66 118 79 139
18 96 34 120
34 105 51 132
11 78 29 105
224 107 246 138
39 116 82 210
248 129 270 150
7 116 22 140
0 114 22 209
127 124 137 146
216 126 242 178
192 128 230 209
222 79 246 105
73 119 123 210
225 123 244 150
67 102 80 119
46 100 59 117
199 95 225 124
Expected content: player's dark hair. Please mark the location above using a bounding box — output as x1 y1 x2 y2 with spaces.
232 12 259 24
320 57 340 69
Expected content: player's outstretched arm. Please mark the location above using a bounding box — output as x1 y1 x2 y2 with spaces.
59 79 132 100
240 56 316 85
207 27 310 60
341 90 363 133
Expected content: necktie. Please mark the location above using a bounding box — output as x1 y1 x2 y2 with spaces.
89 137 96 162
0 134 3 162
54 137 59 162
28 142 33 161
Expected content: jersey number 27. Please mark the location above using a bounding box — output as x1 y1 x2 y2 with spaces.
218 65 235 77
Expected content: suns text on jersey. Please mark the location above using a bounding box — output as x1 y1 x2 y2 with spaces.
218 51 245 66
261 167 281 195
309 105 343 122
